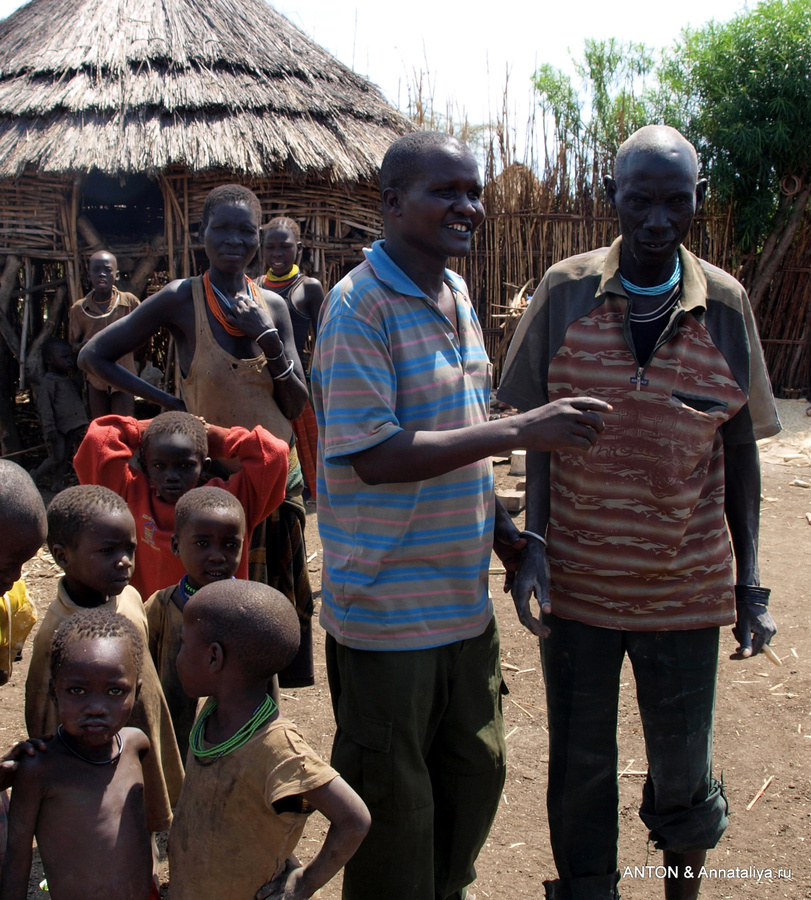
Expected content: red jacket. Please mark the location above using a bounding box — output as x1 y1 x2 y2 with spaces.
74 415 289 599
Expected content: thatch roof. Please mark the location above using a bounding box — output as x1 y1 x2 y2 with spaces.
0 0 412 180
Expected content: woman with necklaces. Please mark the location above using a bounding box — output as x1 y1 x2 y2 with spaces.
79 185 316 687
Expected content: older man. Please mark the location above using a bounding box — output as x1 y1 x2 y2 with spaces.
498 125 781 900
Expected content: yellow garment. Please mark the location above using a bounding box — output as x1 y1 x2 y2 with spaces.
24 580 184 832
1 580 37 685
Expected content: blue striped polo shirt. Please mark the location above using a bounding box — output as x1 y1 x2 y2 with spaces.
311 241 495 651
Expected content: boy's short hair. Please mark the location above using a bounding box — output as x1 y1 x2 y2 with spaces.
201 185 262 232
142 412 208 461
379 132 468 195
51 608 143 680
265 216 301 242
47 485 130 551
192 581 299 681
0 460 47 540
174 486 245 535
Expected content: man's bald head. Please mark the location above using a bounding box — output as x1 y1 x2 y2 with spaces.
614 126 699 186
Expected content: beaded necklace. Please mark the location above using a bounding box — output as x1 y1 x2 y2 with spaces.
619 257 681 297
58 725 123 765
264 264 300 292
203 271 264 337
179 575 197 604
189 694 278 766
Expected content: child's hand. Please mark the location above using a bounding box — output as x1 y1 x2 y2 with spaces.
0 736 51 790
256 859 308 900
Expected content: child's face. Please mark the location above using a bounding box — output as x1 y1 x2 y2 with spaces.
144 433 205 504
203 202 260 275
172 508 245 589
56 509 137 602
263 228 300 275
47 344 76 375
88 253 118 293
0 522 43 595
176 604 214 699
53 636 139 753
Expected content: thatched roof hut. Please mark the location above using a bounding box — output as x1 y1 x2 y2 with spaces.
0 0 412 449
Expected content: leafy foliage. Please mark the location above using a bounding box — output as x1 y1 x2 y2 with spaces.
657 0 811 253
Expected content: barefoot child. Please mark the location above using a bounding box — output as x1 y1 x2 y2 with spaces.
25 485 183 834
1 610 158 900
74 410 288 600
145 486 246 760
260 217 325 501
169 581 370 900
31 338 88 492
69 250 140 419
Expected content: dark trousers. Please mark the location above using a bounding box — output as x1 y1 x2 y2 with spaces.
541 616 728 897
326 617 507 900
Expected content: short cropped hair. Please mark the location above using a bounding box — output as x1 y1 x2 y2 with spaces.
174 486 245 535
142 411 208 461
190 581 299 681
265 217 301 242
51 608 143 680
0 460 47 541
47 485 130 550
201 185 262 231
379 131 469 195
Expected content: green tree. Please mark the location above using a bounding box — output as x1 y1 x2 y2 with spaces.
658 0 811 309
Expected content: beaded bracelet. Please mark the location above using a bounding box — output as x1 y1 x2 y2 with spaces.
272 359 295 381
734 585 770 607
521 529 548 548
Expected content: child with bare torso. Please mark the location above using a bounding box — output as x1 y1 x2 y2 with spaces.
0 609 157 900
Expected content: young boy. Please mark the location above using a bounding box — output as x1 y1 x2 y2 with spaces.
260 217 325 501
74 410 288 600
68 250 140 419
1 609 158 900
31 338 89 492
169 580 370 900
25 485 184 834
145 486 246 760
0 461 47 872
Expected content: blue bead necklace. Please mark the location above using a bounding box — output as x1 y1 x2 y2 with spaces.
619 258 681 297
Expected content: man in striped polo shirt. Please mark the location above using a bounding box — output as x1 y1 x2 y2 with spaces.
499 125 781 900
311 131 610 900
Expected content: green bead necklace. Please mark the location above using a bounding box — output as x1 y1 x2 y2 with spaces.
189 693 277 766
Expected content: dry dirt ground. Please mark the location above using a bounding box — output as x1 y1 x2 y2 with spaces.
3 399 810 899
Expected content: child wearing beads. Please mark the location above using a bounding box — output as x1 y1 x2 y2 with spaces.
25 486 183 835
260 217 325 501
74 410 288 601
145 487 246 761
169 581 370 900
1 610 158 900
69 250 140 419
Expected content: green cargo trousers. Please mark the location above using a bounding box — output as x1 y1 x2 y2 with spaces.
326 616 507 900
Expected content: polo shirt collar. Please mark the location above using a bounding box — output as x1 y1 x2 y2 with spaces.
598 237 708 312
364 240 466 299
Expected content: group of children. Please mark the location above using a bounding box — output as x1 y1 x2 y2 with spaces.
0 412 369 899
